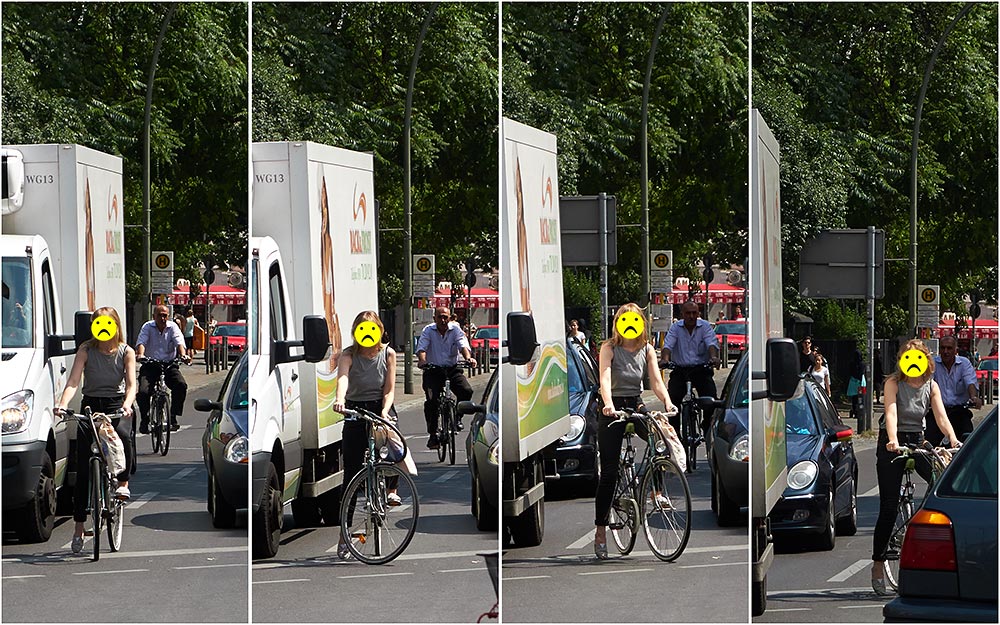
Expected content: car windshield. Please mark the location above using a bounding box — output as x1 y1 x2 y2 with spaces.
566 342 587 393
475 327 498 340
784 391 818 436
215 324 246 338
978 359 998 371
937 411 997 499
2 258 33 349
715 323 746 335
228 356 249 410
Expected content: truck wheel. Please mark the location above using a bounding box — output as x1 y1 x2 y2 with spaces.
253 462 282 558
473 466 497 531
17 454 56 543
751 578 766 617
208 467 237 529
291 497 323 528
509 499 544 547
715 467 740 527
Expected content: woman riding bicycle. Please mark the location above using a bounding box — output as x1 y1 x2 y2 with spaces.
332 310 398 560
871 339 961 594
56 306 137 554
593 303 676 560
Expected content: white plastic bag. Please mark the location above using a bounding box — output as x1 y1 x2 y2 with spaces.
96 416 126 476
651 413 687 469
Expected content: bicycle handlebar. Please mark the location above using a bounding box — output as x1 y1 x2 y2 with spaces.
137 356 190 367
659 362 715 371
419 361 472 371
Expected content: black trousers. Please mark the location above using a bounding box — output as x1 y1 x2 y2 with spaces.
422 366 473 435
73 395 133 523
666 365 718 432
871 429 934 561
137 362 187 423
594 396 649 527
924 405 973 447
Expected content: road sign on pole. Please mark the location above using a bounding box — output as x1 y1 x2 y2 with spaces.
151 251 174 295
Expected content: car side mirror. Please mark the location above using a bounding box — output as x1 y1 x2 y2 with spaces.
457 400 484 416
766 338 799 401
827 424 853 444
194 398 222 412
506 312 537 366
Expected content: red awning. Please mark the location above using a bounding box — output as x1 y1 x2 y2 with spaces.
663 283 745 305
169 285 246 306
937 319 998 340
430 287 499 309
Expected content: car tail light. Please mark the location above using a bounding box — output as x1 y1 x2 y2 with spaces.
900 509 956 572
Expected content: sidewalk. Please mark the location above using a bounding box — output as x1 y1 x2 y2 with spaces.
183 353 235 392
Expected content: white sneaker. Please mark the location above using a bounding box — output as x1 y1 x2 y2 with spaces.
71 536 84 554
115 485 131 500
653 493 672 510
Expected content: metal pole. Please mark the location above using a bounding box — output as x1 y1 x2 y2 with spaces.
640 7 670 307
403 7 436 395
865 226 876 432
599 192 609 339
143 4 177 319
909 3 974 337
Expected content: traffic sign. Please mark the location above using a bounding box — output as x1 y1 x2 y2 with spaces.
413 254 435 275
153 251 173 271
651 250 673 270
918 285 939 306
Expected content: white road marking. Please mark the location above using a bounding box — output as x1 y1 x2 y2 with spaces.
769 586 872 596
338 572 414 580
579 568 653 576
861 485 879 497
173 563 246 570
767 608 812 612
439 567 486 573
433 471 460 483
503 575 551 581
255 549 491 569
252 578 311 585
127 491 159 509
169 467 197 480
566 532 595 550
75 569 149 576
840 605 884 609
2 575 45 580
828 558 871 582
679 561 745 569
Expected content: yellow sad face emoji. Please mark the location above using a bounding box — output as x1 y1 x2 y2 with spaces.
899 349 929 378
615 311 645 340
354 321 382 348
91 315 118 342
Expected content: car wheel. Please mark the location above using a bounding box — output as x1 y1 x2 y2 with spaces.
816 491 836 550
209 467 238 529
473 464 497 531
836 470 858 536
588 448 601 496
253 462 282 558
715 465 740 527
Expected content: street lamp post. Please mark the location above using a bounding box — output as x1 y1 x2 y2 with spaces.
640 6 670 307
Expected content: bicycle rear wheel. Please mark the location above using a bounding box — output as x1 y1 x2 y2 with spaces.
609 467 638 556
641 456 692 562
160 395 171 456
90 458 103 561
884 499 913 590
340 464 419 565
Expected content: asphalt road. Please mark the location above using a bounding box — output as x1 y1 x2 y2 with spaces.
250 377 498 624
502 367 749 623
1 379 248 623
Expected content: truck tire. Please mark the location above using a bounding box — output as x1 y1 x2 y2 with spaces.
473 465 497 531
253 462 282 558
752 578 766 617
291 497 323 528
208 467 237 529
509 499 544 547
714 465 740 527
17 454 56 543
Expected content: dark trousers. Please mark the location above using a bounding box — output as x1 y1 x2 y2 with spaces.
594 396 649 526
73 395 133 523
666 366 718 432
422 366 473 436
924 405 973 447
871 429 934 561
137 362 187 424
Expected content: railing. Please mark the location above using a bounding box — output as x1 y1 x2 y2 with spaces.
204 336 230 373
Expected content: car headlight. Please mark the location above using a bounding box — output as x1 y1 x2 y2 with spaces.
488 440 499 465
728 435 749 462
560 414 586 443
2 390 34 434
224 435 249 463
787 460 818 490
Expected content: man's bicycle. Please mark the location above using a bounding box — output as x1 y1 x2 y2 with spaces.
663 363 716 473
339 407 419 564
424 363 466 466
607 408 692 561
138 356 184 456
57 407 126 561
883 441 959 590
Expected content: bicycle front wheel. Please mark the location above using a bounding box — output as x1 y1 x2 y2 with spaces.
340 464 419 565
90 457 103 561
150 401 162 454
641 456 692 562
160 396 171 456
108 495 124 552
448 418 457 466
884 499 913 590
609 467 639 556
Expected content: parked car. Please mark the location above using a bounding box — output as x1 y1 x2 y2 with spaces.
884 406 997 623
461 369 499 531
769 377 858 550
714 321 747 353
548 338 601 491
195 351 249 528
707 350 749 526
470 324 499 364
208 321 247 360
976 355 997 385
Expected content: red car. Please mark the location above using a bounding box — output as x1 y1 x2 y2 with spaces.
976 355 998 385
209 322 247 359
470 324 499 363
714 321 747 352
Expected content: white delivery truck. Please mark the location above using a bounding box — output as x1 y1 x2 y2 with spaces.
749 111 800 616
501 119 571 546
1 144 126 543
250 141 377 557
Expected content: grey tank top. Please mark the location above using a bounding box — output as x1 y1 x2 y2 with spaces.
346 346 389 402
611 344 648 397
895 379 931 432
82 343 127 397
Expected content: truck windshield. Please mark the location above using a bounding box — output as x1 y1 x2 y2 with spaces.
2 258 33 349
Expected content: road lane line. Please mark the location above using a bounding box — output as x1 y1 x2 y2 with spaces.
173 564 246 570
679 562 745 569
127 491 159 509
433 471 460 483
503 575 551 581
828 558 870 582
256 549 492 568
767 608 812 612
566 531 594 550
840 605 883 609
2 575 45 580
170 467 197 480
769 586 871 596
339 572 414 580
253 578 311 585
75 569 149 576
439 567 486 573
579 568 653 576
860 485 879 497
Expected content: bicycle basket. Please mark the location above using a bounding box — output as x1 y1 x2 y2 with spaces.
373 424 406 463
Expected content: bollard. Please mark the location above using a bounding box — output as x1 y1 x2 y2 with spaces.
721 341 729 368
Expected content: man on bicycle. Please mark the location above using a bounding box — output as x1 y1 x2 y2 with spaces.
925 335 981 446
416 306 477 449
659 300 720 433
136 304 191 433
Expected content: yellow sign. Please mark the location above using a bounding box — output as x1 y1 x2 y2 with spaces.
920 288 936 304
154 254 171 270
416 258 432 273
615 311 645 340
654 253 669 269
899 349 929 378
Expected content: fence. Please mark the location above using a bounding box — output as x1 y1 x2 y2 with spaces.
204 336 231 373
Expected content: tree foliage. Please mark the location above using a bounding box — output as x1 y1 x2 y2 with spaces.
2 3 249 305
753 2 998 337
252 3 499 308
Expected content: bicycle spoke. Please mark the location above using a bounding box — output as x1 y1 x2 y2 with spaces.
340 464 418 564
641 457 692 561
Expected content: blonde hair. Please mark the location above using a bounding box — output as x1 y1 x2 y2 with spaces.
348 310 385 351
891 339 935 384
85 306 125 350
603 303 649 348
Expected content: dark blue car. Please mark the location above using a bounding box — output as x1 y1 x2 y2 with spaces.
708 350 749 526
549 338 601 490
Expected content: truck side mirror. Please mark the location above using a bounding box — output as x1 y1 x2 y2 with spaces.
45 333 76 359
301 315 330 363
1 148 25 214
766 338 799 401
74 310 93 349
506 312 538 366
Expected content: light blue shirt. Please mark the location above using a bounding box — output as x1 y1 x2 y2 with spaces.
933 355 978 406
136 320 185 361
416 321 469 367
664 318 718 366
